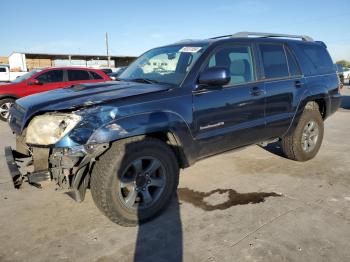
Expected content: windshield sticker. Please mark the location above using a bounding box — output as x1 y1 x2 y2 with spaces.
179 47 202 53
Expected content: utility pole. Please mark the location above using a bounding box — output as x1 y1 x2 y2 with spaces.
105 32 110 68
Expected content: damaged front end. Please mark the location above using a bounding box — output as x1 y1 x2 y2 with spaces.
5 137 109 201
5 137 109 202
5 105 116 202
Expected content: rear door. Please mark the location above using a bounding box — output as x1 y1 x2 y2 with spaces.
257 43 304 138
192 43 266 157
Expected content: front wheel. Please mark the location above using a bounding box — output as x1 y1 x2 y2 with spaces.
0 98 15 121
282 104 324 161
90 137 179 226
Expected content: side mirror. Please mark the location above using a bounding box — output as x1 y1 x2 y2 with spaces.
198 67 230 88
27 79 42 85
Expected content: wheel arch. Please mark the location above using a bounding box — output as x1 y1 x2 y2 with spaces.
0 94 19 101
284 93 329 137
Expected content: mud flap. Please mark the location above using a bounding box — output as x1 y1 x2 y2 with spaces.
71 165 90 202
70 143 109 202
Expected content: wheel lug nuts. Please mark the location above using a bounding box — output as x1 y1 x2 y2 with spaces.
147 180 151 184
142 187 145 191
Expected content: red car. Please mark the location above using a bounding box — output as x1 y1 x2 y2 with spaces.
0 67 111 121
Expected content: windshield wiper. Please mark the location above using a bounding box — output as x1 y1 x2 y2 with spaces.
129 78 159 84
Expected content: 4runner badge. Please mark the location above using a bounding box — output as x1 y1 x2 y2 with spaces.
199 122 225 130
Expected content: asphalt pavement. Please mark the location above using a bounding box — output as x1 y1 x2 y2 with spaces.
0 86 350 262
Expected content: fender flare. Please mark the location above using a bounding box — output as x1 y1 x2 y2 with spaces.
0 94 19 100
284 89 329 136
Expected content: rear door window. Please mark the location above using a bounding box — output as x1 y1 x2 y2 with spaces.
36 70 63 83
68 70 91 81
285 47 301 76
259 44 289 79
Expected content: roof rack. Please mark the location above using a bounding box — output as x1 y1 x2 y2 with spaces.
211 31 314 42
174 39 198 44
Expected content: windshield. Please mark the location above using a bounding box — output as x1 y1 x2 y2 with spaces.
119 44 208 85
11 69 42 83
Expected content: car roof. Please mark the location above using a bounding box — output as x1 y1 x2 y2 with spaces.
173 37 321 46
41 66 103 71
168 32 322 48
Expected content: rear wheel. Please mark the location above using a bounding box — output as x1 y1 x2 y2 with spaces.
90 137 179 226
282 103 324 161
0 98 15 121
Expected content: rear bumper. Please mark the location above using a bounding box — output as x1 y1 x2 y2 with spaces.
330 93 342 115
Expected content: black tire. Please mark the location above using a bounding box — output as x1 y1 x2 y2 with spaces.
90 136 179 226
282 103 324 161
0 98 15 121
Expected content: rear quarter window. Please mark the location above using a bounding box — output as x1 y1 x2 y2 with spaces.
90 71 104 80
300 44 334 75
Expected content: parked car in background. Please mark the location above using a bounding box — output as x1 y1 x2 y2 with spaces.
0 67 110 121
342 67 350 79
335 63 344 84
5 32 341 226
108 66 127 80
0 65 27 82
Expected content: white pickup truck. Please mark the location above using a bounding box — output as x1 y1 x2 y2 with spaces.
0 65 27 82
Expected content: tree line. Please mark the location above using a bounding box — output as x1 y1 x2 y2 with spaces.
336 60 350 68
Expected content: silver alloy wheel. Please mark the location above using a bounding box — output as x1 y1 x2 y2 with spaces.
118 156 166 210
0 102 12 119
301 120 319 153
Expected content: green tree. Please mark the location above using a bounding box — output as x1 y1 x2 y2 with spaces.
336 60 350 68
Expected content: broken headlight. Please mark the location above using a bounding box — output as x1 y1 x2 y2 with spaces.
26 113 81 145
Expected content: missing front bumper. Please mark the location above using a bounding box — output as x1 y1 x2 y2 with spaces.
4 143 109 202
4 146 23 188
4 146 51 188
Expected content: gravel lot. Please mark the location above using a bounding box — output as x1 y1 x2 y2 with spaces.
0 86 350 262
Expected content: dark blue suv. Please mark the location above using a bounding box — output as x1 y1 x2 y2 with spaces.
5 32 342 226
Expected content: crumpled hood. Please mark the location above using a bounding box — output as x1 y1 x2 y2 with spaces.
15 81 170 124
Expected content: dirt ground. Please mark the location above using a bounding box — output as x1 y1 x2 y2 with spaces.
0 86 350 262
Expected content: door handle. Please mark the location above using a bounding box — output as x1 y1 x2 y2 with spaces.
250 87 264 96
294 80 303 88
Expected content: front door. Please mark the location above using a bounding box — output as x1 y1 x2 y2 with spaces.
24 69 66 96
192 43 266 158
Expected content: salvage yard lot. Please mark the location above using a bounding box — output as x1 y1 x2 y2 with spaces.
1 87 350 262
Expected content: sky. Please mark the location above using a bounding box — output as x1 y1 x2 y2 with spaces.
1 0 350 61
